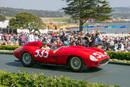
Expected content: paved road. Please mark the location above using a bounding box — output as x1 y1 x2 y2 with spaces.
0 54 130 87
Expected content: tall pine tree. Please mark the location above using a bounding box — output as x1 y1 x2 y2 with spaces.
63 0 112 31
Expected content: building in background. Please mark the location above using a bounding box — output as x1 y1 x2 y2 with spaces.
0 20 9 33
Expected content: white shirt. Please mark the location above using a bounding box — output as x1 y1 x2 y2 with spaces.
114 43 118 52
120 43 124 51
28 34 35 42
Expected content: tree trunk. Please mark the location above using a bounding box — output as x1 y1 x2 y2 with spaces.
79 20 84 31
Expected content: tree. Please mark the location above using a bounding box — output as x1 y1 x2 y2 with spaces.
0 14 6 21
63 0 112 31
10 12 44 31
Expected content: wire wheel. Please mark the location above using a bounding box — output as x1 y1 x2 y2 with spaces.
21 52 34 67
69 56 83 72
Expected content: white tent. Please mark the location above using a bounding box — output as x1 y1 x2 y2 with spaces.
0 20 9 28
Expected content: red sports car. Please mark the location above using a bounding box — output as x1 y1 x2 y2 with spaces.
14 41 110 72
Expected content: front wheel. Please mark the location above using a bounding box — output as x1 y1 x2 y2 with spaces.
69 56 84 72
21 52 34 67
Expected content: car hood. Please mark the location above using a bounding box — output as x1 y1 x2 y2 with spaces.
61 46 103 55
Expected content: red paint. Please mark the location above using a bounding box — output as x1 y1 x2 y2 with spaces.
14 41 110 68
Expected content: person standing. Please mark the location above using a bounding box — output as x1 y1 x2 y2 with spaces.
28 32 35 42
95 33 103 49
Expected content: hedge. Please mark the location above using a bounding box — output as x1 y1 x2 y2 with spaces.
0 45 21 50
0 70 119 87
107 51 130 60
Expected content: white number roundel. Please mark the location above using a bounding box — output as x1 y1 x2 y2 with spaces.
92 52 105 58
35 50 49 58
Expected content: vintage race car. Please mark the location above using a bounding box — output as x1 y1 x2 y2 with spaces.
14 41 110 72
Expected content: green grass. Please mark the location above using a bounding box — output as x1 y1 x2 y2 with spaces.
110 59 130 64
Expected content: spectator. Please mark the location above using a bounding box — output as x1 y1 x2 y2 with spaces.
28 32 35 42
0 30 129 52
95 33 103 49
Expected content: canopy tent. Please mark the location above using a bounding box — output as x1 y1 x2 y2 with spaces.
112 26 119 28
120 25 127 28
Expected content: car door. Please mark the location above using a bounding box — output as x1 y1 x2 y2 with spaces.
45 47 66 64
44 50 58 64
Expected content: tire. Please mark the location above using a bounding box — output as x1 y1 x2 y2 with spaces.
69 56 84 72
21 52 34 67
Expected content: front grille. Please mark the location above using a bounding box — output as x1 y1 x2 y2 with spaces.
100 59 109 64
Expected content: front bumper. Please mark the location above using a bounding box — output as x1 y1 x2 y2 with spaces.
85 57 110 67
99 58 109 64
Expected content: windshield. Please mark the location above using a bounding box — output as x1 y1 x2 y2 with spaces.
51 46 63 51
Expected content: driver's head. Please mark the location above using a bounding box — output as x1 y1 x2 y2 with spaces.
42 41 47 46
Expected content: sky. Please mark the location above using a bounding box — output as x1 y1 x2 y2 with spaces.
0 0 130 11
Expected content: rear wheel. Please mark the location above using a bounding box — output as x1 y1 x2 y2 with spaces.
21 52 34 67
69 56 84 72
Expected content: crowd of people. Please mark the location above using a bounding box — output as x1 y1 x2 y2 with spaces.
0 30 129 52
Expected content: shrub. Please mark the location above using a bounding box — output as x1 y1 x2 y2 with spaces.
0 70 119 87
0 45 21 50
107 51 130 60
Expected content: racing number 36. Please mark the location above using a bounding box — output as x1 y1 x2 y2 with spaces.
35 50 49 58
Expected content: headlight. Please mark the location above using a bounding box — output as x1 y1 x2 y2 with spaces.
104 52 108 56
90 55 98 61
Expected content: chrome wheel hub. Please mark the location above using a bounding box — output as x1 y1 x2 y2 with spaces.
22 53 31 65
71 57 81 70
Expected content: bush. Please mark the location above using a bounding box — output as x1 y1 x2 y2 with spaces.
0 45 21 50
107 51 130 60
0 70 119 87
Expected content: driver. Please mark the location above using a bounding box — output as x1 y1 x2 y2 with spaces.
41 41 50 50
